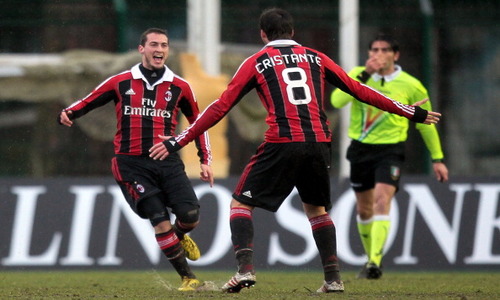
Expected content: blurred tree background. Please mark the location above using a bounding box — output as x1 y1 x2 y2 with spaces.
0 0 498 178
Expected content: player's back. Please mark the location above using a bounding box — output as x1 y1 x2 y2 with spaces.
249 42 331 143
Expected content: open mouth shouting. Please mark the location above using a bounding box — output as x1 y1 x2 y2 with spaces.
153 53 164 65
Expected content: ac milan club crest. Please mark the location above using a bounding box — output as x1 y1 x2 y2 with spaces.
136 184 145 193
164 90 172 102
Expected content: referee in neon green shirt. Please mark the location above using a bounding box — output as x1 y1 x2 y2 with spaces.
331 34 449 279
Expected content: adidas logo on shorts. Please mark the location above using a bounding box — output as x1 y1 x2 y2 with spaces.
242 190 252 198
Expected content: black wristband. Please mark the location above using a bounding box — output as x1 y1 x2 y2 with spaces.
410 106 428 123
162 137 182 153
432 159 444 163
356 70 371 83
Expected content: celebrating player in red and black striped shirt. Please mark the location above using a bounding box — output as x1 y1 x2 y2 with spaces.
58 28 212 292
154 32 437 152
61 53 211 161
149 8 441 294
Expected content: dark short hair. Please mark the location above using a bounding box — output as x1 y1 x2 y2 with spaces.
259 8 294 41
139 28 168 46
369 34 400 53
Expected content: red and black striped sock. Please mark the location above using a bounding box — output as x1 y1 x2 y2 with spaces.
309 213 340 282
156 230 194 278
230 207 254 274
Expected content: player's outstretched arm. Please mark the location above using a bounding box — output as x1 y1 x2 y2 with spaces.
413 99 441 125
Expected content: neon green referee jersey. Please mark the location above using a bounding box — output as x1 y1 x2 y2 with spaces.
331 65 444 160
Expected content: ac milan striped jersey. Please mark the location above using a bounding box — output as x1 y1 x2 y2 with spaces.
64 63 211 164
174 40 427 149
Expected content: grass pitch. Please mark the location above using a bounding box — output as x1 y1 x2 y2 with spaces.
0 269 498 299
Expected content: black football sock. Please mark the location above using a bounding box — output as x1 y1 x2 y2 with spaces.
173 219 189 239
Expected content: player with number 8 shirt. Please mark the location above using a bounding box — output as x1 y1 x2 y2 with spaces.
149 8 441 293
159 31 437 148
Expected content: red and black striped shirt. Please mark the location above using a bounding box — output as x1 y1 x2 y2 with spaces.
174 40 426 148
65 63 211 164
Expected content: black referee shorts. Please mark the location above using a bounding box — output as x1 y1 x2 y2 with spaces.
233 142 333 212
111 154 199 219
346 140 405 192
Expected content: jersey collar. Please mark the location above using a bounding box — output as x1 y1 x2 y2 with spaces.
263 39 301 49
372 64 402 83
131 63 175 90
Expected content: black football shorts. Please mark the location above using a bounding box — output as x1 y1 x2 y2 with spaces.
346 140 405 192
111 154 199 218
233 142 333 212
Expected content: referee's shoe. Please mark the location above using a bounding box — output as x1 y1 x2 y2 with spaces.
366 262 383 279
357 262 383 279
180 234 201 261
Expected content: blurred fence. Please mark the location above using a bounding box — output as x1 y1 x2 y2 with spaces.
0 0 498 177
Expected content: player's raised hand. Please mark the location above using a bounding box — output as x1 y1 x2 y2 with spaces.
423 111 441 125
365 57 385 74
413 99 441 125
